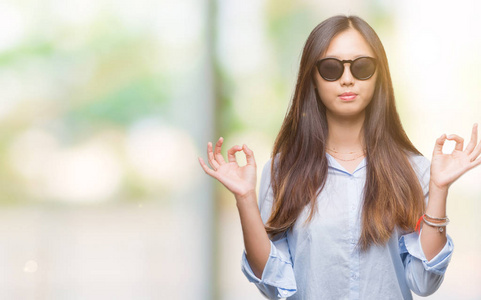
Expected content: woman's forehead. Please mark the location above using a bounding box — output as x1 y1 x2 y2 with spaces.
321 29 375 59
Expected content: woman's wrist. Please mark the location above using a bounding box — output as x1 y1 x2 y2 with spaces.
429 180 449 199
235 190 257 206
426 180 448 218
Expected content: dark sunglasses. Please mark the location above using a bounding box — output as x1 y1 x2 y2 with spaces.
315 56 377 81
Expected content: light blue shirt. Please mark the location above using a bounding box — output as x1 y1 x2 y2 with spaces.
241 153 454 299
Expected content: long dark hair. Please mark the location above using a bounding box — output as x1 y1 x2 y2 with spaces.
266 15 425 250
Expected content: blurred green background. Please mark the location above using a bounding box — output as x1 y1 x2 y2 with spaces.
0 0 479 299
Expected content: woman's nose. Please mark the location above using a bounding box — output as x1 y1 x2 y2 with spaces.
339 64 354 86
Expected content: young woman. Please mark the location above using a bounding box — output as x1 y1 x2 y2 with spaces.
198 15 481 299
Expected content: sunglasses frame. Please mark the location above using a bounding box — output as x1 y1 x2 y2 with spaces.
315 56 377 81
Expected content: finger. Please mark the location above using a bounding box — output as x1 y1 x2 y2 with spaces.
465 123 478 154
243 144 257 167
433 134 447 156
227 145 241 163
471 156 481 169
446 134 464 151
207 142 220 170
469 138 481 162
198 157 217 178
214 137 226 165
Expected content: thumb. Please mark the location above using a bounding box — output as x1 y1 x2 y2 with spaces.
433 134 446 156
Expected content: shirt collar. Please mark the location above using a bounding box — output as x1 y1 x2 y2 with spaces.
326 153 367 176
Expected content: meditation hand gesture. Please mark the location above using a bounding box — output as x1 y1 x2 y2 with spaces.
430 123 481 190
198 137 257 200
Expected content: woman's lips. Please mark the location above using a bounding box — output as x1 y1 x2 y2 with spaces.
339 92 357 101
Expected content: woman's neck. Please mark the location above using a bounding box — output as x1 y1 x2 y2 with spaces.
326 112 365 152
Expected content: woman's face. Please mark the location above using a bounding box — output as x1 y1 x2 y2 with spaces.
313 28 377 120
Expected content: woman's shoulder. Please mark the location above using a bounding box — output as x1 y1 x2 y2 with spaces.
259 156 277 200
406 151 430 167
407 152 431 184
261 156 274 176
262 153 280 173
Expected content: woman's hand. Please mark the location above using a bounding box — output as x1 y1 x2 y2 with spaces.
198 137 257 199
430 123 481 190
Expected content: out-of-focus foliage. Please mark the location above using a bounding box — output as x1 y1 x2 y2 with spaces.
0 3 175 205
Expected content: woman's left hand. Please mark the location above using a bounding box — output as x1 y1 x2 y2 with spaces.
430 123 481 190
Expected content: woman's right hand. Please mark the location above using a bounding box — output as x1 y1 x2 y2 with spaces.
198 137 257 200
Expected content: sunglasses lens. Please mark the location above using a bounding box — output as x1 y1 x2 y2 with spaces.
351 57 376 80
318 59 343 81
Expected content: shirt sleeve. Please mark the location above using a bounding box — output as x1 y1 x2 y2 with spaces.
240 158 297 299
399 154 454 296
